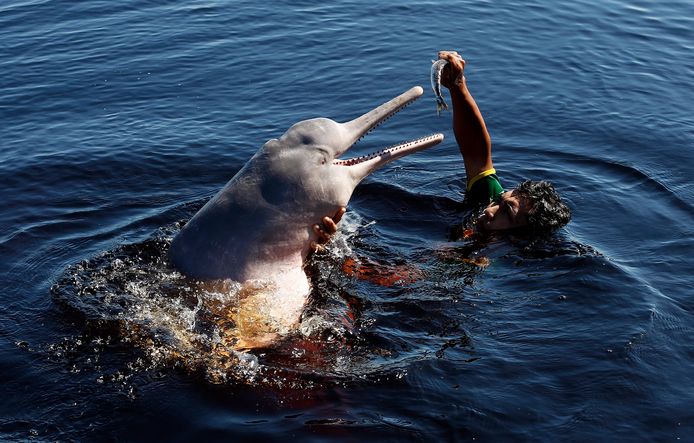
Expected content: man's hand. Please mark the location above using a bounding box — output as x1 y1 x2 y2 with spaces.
310 207 346 253
437 50 466 90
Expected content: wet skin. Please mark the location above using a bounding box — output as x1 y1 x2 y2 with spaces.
311 207 346 253
476 190 531 231
312 51 535 240
315 190 532 243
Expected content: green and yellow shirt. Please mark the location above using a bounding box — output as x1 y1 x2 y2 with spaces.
465 168 504 208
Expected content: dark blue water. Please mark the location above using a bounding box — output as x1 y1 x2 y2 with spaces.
2 0 693 441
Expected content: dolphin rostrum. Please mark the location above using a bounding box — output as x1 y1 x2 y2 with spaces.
168 86 443 346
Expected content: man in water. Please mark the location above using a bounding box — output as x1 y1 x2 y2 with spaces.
312 50 571 247
437 50 570 234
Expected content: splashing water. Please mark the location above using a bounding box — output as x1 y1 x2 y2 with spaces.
49 214 391 387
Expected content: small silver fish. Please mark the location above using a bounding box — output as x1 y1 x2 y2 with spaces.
430 59 449 116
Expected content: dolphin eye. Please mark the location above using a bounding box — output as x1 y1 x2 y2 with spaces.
302 136 313 145
316 148 329 165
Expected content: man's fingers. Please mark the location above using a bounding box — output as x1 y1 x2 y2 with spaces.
438 50 465 70
311 207 347 249
332 207 346 224
437 51 465 88
437 50 454 61
438 50 462 61
319 207 346 236
313 224 330 243
322 217 337 234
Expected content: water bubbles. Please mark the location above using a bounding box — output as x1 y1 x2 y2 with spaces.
291 347 306 358
51 228 340 386
236 352 260 380
299 315 333 338
49 217 430 389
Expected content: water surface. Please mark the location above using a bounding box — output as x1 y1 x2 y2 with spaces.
1 0 693 441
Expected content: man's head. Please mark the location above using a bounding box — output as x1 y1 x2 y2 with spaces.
477 180 571 233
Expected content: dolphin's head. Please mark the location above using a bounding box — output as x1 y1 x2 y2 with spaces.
169 86 445 286
258 86 444 214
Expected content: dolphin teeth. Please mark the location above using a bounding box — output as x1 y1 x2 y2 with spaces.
350 95 418 148
336 92 429 166
333 134 440 166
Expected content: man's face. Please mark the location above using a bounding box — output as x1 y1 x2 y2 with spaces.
477 190 532 231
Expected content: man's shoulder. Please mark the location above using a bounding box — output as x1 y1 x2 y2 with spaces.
465 171 504 208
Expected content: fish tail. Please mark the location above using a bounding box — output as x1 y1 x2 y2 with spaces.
436 98 448 116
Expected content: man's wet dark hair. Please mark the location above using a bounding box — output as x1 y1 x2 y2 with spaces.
514 180 571 234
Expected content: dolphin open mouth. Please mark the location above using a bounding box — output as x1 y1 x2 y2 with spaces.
333 134 444 167
333 86 444 178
